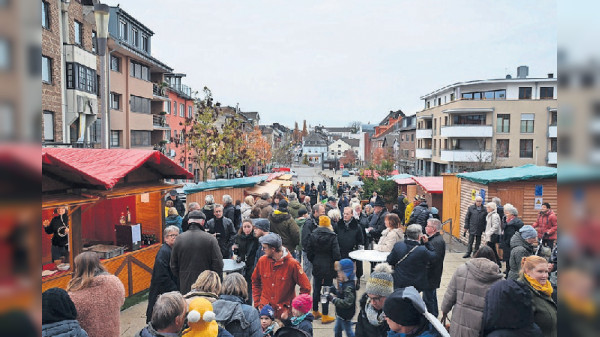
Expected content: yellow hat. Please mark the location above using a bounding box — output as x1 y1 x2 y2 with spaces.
319 215 331 228
184 297 219 337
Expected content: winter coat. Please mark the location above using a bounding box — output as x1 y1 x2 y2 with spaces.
332 280 356 320
206 217 237 259
269 211 300 253
146 244 179 322
45 214 69 247
136 323 177 337
507 233 534 280
502 217 523 248
481 280 543 337
203 204 215 223
440 258 503 337
234 205 242 230
165 215 183 233
358 213 370 246
213 294 262 337
464 204 487 235
405 202 417 224
305 227 341 280
224 204 236 226
386 239 436 291
484 210 502 242
300 216 318 253
295 218 307 252
425 232 446 290
355 293 389 337
251 249 311 319
69 274 125 337
409 202 431 229
168 196 186 217
255 199 274 219
184 291 219 305
233 232 259 280
334 218 364 258
520 277 557 337
241 203 253 220
170 226 223 293
387 324 443 337
369 209 388 243
532 209 558 240
282 313 314 337
288 200 307 219
374 228 403 252
42 320 88 337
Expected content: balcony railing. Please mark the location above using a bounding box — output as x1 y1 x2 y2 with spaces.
548 125 557 138
441 149 493 162
153 115 169 128
441 125 493 138
153 83 169 98
416 129 432 139
415 148 432 159
547 152 557 164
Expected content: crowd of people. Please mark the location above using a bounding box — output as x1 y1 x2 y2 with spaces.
42 178 558 337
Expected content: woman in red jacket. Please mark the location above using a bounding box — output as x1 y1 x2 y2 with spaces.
532 202 557 248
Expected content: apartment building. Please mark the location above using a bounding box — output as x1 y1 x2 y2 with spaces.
106 6 172 149
397 115 416 174
415 66 557 176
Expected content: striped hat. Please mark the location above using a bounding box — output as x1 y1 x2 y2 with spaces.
366 263 394 297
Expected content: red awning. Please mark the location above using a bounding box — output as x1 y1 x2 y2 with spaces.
395 178 415 185
42 148 193 189
412 176 444 194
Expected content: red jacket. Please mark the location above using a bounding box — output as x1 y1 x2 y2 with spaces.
252 249 311 319
532 209 557 240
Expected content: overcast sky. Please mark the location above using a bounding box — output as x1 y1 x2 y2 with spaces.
108 0 556 128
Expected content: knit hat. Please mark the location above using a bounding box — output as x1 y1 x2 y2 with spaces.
169 190 177 196
259 232 282 249
319 215 331 228
519 225 538 240
42 288 78 324
292 294 312 314
260 304 275 320
298 208 308 217
252 218 270 232
366 263 394 297
186 297 218 337
278 200 289 212
383 287 424 326
336 259 355 280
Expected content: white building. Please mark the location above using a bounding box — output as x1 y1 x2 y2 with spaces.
328 138 360 163
302 132 328 164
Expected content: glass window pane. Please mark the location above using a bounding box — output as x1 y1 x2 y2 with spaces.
42 56 51 82
43 112 54 141
495 90 506 99
484 91 494 100
74 21 82 45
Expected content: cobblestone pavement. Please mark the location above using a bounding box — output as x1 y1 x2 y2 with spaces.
120 240 467 337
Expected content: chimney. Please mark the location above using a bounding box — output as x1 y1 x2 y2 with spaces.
506 74 512 79
548 73 554 78
517 66 529 79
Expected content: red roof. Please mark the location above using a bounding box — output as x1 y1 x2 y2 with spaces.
42 148 193 189
362 170 399 179
412 176 444 194
395 178 415 185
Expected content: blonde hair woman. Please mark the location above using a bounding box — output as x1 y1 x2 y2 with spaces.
241 195 255 220
184 270 222 304
519 255 557 337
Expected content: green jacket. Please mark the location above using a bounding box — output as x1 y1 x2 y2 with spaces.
295 218 307 252
288 200 307 219
520 277 557 337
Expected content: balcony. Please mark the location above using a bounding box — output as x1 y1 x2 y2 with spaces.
152 83 169 100
415 148 432 159
416 129 432 139
441 125 493 138
441 150 493 162
547 152 557 165
548 125 557 138
152 115 170 129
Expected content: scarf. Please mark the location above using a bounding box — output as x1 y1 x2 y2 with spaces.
290 313 309 326
365 299 385 327
524 273 554 297
562 292 596 318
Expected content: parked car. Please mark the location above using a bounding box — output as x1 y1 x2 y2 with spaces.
291 170 298 178
342 170 350 177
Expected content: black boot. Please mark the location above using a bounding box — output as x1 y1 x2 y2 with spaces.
462 253 471 258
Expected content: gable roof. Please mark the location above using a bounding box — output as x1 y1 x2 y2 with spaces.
412 176 444 194
457 164 557 185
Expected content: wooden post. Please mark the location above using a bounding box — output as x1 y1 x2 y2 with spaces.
70 207 82 264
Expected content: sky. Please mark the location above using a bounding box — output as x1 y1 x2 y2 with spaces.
108 0 556 128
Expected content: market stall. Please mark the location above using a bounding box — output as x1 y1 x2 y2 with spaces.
42 148 193 297
184 176 268 206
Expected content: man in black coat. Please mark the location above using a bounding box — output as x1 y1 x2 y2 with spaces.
502 204 524 276
463 196 487 258
386 224 436 291
368 197 388 245
146 225 180 322
181 202 201 232
205 204 237 259
422 218 446 318
167 190 185 217
408 198 431 232
397 192 407 223
335 206 364 289
301 204 325 282
222 195 236 228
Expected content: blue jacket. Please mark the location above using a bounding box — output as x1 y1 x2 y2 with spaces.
213 294 262 337
283 313 314 337
386 323 442 337
42 320 88 337
386 239 436 291
165 215 183 233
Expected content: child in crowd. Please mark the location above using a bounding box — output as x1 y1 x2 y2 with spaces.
282 294 314 336
260 304 279 337
328 259 357 337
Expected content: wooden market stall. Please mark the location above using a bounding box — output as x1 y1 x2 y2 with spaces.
42 148 193 297
411 176 444 223
443 164 557 243
184 176 268 206
392 174 416 200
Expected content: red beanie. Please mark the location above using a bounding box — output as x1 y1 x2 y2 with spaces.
291 294 312 314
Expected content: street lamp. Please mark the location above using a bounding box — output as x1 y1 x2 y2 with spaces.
94 3 110 148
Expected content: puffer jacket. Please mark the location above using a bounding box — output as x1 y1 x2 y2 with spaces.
135 323 176 337
268 211 300 253
288 200 307 219
484 210 502 241
374 228 404 252
165 215 182 233
464 204 487 235
332 280 356 320
507 233 535 280
213 294 262 337
409 201 430 229
440 258 503 337
241 203 253 220
42 320 88 337
305 227 341 280
532 209 558 240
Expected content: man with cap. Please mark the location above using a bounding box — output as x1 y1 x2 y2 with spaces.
463 196 487 258
383 287 445 336
325 196 338 214
355 263 393 337
368 196 389 245
170 210 223 294
181 202 202 232
268 199 300 257
252 218 271 266
507 225 539 280
167 190 186 217
252 233 311 320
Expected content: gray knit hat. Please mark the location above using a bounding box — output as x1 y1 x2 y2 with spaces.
366 263 394 297
252 218 270 232
519 225 538 240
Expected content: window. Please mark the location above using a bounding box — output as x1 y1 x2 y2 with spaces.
43 111 54 141
496 114 510 133
142 35 149 52
131 131 151 147
130 60 150 81
450 93 455 101
42 55 52 83
188 106 192 118
437 98 441 106
519 139 533 158
473 92 482 100
65 62 97 94
426 101 430 109
0 38 10 70
518 87 532 99
91 118 101 144
540 87 554 99
550 138 557 152
110 92 121 110
74 21 82 46
132 28 139 47
550 110 557 126
91 31 97 53
496 139 509 158
110 130 121 147
173 101 177 115
130 95 151 113
119 20 127 40
42 1 50 29
462 93 473 100
165 100 171 114
520 113 535 133
180 103 184 117
110 55 121 72
452 114 486 125
494 90 506 99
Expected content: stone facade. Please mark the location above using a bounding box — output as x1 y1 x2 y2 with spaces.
42 0 63 142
